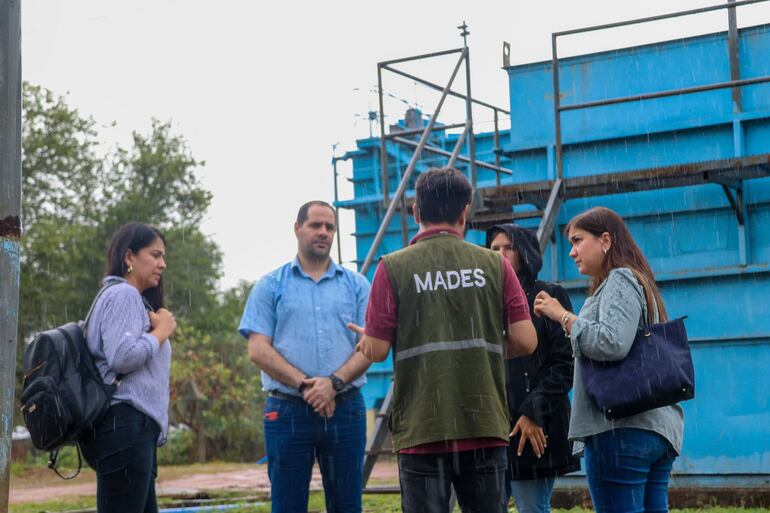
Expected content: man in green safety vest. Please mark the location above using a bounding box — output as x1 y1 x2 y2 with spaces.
349 167 537 513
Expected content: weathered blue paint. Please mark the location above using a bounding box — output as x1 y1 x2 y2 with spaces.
0 238 21 314
337 23 770 479
0 238 21 483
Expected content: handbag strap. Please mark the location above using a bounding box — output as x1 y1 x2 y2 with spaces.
593 269 659 328
629 269 660 327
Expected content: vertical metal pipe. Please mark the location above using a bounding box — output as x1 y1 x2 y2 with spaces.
727 0 742 112
0 1 22 509
361 49 467 276
332 157 343 264
728 0 749 266
551 33 564 179
463 47 477 186
447 121 470 169
377 65 389 207
398 161 409 247
493 109 501 187
399 195 409 247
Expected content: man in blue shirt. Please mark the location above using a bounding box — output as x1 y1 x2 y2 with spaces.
239 200 372 513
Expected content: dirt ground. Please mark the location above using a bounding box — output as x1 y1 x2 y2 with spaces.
9 460 399 504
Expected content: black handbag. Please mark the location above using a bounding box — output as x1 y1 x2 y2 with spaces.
579 312 695 420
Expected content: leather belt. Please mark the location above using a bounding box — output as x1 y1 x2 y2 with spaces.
268 387 360 404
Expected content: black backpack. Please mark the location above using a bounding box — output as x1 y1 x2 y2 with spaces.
20 282 122 478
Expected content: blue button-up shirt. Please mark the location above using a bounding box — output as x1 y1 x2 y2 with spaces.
239 257 371 396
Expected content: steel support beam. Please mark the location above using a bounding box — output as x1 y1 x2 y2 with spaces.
551 34 564 180
0 1 22 509
377 65 389 207
463 42 477 188
554 0 768 37
399 170 410 246
481 154 770 207
493 110 502 187
332 156 343 263
727 0 743 112
536 179 565 255
720 183 745 225
379 47 463 67
392 136 513 175
447 121 470 169
561 75 770 112
362 382 394 486
380 64 509 115
361 49 467 276
383 122 465 140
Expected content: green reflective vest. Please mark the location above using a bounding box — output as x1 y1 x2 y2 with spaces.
381 232 509 450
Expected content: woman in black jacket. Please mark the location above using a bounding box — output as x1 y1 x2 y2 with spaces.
487 224 580 513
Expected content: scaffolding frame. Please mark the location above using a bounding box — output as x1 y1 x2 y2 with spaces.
354 24 512 276
347 1 770 501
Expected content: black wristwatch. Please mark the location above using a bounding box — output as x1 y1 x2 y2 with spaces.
329 374 346 392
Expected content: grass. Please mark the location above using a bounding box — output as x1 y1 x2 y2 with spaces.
10 460 770 512
10 497 96 513
10 491 770 513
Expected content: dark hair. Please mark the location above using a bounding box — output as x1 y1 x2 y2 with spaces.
296 200 336 225
414 168 473 225
566 207 667 323
106 222 166 310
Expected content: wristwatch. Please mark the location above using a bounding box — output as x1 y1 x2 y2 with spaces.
329 374 346 392
297 374 309 394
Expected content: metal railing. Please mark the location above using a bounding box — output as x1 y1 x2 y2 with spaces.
550 0 770 179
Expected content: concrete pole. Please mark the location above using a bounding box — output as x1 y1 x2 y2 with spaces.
0 0 23 509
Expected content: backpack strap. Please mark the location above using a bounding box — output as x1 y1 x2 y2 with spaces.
141 295 155 313
82 280 155 386
48 446 82 480
81 280 121 338
82 281 155 335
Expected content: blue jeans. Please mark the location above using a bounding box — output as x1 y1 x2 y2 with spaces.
509 477 556 513
80 403 160 513
398 446 508 513
263 390 366 513
584 428 677 513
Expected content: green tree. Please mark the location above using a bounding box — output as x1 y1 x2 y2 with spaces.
18 84 265 463
166 281 264 463
99 120 221 328
19 85 105 341
21 84 103 227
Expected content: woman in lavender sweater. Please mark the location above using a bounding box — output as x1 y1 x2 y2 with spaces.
80 222 176 513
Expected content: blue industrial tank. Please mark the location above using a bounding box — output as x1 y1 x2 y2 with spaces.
336 22 770 480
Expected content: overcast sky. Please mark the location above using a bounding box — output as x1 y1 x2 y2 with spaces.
22 0 770 289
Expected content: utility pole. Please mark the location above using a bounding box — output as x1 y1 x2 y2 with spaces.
0 0 23 509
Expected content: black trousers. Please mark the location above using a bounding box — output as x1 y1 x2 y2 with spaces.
80 403 160 513
398 446 508 513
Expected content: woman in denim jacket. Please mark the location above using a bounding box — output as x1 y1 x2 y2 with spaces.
533 207 684 513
